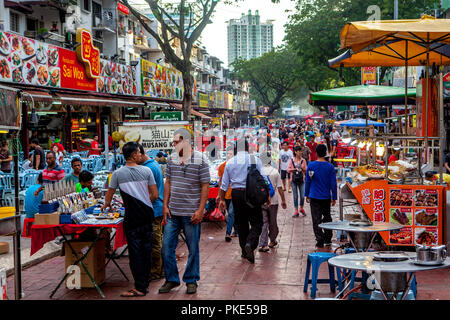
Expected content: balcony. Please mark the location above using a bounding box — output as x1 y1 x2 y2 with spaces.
24 30 66 46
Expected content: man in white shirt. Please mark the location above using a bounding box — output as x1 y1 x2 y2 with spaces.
330 127 341 156
258 158 287 252
279 141 294 192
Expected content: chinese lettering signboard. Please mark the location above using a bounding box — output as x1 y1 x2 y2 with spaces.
350 180 444 246
75 29 100 79
141 58 184 101
60 47 97 91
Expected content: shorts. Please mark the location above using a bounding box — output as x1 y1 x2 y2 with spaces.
281 170 290 180
332 140 338 147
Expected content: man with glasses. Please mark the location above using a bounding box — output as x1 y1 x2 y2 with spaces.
159 130 210 295
102 142 159 297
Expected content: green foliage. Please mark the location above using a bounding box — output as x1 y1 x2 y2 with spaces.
285 0 441 92
232 46 302 115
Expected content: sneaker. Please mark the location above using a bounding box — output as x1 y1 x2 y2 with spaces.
186 283 197 294
225 235 232 242
292 211 299 218
158 281 180 294
288 189 292 193
244 244 255 263
268 240 278 248
258 246 270 252
231 233 238 237
300 208 306 216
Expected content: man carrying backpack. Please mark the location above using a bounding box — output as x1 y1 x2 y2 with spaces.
219 138 269 264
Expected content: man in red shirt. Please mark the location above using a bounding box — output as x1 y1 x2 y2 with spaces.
388 147 401 164
306 134 318 161
89 134 101 156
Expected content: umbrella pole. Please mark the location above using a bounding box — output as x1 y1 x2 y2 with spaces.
425 35 430 164
404 40 408 135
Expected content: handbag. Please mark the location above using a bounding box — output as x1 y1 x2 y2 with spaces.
291 159 304 184
208 208 225 222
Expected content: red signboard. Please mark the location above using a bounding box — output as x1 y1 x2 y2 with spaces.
117 2 129 15
60 48 96 91
76 29 100 79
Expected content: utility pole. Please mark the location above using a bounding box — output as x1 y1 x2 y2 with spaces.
394 0 399 20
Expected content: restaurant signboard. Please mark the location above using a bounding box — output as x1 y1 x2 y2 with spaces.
75 29 100 79
141 58 184 101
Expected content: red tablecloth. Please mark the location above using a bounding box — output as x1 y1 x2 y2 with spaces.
30 222 126 256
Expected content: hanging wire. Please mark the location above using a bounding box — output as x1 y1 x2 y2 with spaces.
9 133 22 157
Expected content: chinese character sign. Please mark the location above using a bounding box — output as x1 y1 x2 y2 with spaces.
76 29 100 79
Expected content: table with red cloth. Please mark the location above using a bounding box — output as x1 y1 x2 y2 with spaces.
30 220 128 299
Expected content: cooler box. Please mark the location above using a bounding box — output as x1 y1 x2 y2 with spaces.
64 239 106 288
0 207 15 219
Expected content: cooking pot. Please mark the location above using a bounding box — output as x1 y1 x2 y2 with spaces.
415 244 447 265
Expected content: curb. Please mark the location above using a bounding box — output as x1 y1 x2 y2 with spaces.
6 248 61 278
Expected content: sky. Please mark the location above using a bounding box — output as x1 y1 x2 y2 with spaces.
130 0 295 68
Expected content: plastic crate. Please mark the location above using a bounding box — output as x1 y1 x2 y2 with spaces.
38 202 59 214
60 214 73 224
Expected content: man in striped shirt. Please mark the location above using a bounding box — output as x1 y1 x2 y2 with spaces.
42 151 65 183
159 130 210 295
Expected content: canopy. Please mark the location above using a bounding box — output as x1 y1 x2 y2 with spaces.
329 40 450 68
310 85 416 106
337 118 386 127
341 15 450 53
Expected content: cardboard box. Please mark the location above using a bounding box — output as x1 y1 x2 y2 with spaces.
0 242 10 255
34 213 61 225
64 239 106 288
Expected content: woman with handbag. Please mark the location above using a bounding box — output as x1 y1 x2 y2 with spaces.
287 146 307 217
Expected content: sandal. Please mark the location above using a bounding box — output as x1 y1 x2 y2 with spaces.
268 241 278 248
120 289 146 297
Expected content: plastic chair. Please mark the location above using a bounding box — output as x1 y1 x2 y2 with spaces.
22 172 40 189
0 173 14 198
303 252 343 299
93 157 104 172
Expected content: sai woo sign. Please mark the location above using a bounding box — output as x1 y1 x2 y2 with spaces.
76 29 100 79
60 48 96 91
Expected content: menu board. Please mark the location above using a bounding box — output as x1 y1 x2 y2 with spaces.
98 59 138 96
350 180 444 247
141 58 183 101
0 85 20 129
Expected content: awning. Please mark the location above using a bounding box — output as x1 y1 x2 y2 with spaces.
4 0 33 14
20 90 53 102
169 103 211 119
55 93 145 107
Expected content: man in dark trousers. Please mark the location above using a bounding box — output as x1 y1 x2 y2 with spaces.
218 138 266 264
304 144 337 248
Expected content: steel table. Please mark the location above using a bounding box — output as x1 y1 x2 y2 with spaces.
319 221 403 252
329 252 450 300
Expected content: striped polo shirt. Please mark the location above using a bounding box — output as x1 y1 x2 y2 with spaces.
165 150 210 216
42 165 65 184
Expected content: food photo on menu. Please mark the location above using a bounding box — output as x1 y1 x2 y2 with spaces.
415 190 438 207
415 227 438 246
390 227 413 245
389 189 413 207
415 209 438 226
390 208 413 225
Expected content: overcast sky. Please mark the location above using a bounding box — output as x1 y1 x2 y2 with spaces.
131 0 295 67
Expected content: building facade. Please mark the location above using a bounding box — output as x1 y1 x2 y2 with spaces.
227 10 273 67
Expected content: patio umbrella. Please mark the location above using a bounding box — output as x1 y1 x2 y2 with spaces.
334 15 450 156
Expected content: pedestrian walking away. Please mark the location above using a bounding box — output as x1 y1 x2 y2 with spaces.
102 142 159 297
304 144 337 248
219 138 269 264
287 146 307 217
159 131 210 295
258 153 287 252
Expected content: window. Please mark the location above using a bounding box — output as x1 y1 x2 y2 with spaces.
92 1 102 27
10 12 20 33
82 0 91 12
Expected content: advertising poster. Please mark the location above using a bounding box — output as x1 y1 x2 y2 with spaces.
141 58 184 101
350 180 444 246
444 72 450 98
0 85 20 130
98 59 138 96
361 67 377 85
117 122 193 151
199 93 209 108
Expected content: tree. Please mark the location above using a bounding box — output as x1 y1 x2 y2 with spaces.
232 47 302 115
285 0 441 92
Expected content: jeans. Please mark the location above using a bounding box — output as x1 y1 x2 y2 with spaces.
259 204 279 247
231 189 263 252
225 199 237 236
125 224 153 294
291 180 305 208
162 215 201 285
151 216 164 278
309 198 333 244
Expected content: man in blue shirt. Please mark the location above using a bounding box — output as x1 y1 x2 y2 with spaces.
138 145 165 280
25 173 44 219
305 144 337 248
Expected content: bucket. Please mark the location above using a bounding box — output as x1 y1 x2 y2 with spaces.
0 207 15 219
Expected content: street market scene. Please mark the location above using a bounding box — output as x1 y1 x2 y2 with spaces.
1 0 450 306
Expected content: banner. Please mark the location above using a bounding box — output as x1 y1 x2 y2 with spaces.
0 85 19 130
98 59 138 95
117 122 192 151
199 93 209 108
60 47 96 91
141 58 183 101
150 111 182 121
361 67 377 85
444 72 450 98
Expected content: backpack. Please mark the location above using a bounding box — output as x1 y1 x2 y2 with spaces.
291 159 305 184
245 155 270 208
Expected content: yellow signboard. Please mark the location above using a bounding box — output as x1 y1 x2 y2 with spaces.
199 93 209 108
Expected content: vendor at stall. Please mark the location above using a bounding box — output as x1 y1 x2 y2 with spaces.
388 147 401 164
76 170 94 193
25 173 44 219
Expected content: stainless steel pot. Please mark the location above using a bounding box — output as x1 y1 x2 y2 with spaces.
416 244 447 265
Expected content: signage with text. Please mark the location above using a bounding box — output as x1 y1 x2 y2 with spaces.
361 67 377 85
60 48 97 91
150 111 182 121
75 29 100 79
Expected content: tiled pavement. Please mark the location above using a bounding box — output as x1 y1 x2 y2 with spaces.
5 192 450 300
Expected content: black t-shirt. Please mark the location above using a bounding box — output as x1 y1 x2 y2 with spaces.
33 147 45 170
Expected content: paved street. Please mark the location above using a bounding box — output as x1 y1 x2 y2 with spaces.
5 193 450 300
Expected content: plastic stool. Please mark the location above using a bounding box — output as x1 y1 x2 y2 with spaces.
303 252 342 299
342 247 373 300
370 290 415 300
410 273 417 298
